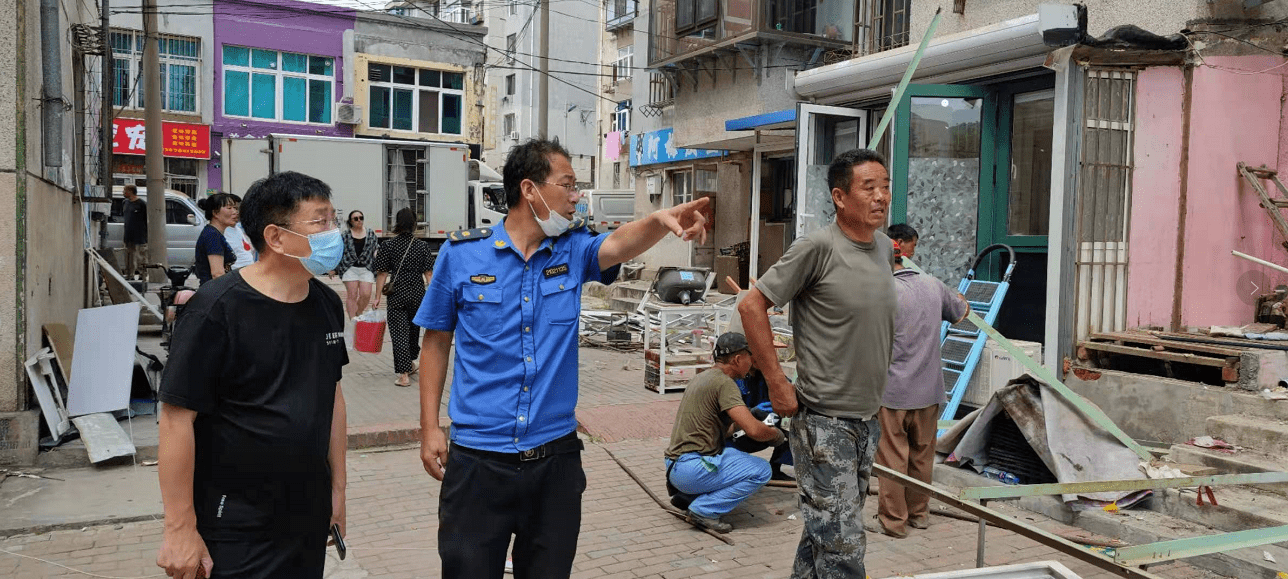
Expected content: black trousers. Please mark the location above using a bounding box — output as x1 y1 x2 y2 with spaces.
387 304 420 374
205 531 327 579
438 437 586 579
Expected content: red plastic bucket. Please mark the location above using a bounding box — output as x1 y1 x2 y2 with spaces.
354 319 386 353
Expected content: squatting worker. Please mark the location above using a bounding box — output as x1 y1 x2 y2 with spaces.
414 138 712 579
664 332 784 534
872 236 968 538
156 171 349 579
736 148 897 578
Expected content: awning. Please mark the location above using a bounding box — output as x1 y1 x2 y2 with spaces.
794 14 1050 106
725 109 796 132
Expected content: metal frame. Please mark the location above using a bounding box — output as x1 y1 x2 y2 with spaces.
958 471 1288 501
873 464 1165 579
1112 526 1288 567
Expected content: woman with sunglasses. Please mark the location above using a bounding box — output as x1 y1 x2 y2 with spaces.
333 210 379 319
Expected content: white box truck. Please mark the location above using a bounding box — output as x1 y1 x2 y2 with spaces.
222 135 507 253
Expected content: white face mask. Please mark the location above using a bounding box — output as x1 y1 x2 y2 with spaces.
530 192 572 237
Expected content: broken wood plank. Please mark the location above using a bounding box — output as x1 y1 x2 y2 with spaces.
1088 332 1244 357
41 324 74 384
1080 341 1239 368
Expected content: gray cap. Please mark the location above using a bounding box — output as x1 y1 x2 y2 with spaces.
713 332 750 358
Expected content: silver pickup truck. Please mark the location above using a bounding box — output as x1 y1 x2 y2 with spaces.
103 187 208 268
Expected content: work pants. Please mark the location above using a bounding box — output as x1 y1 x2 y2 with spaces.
875 404 938 536
205 530 327 579
665 447 770 518
124 242 147 278
788 407 880 579
438 434 585 579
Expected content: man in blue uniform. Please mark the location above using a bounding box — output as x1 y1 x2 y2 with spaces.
415 138 711 578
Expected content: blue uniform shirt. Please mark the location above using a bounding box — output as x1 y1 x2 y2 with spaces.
414 220 619 452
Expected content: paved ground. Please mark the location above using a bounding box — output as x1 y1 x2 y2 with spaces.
0 281 1234 578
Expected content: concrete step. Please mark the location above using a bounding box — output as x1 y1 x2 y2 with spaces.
1150 483 1288 547
607 280 651 313
1207 414 1288 456
1169 443 1288 496
934 463 1288 578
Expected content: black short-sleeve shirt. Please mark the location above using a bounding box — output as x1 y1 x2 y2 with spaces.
160 271 349 539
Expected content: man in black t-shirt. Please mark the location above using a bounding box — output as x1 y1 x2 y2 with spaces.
156 172 349 579
121 185 147 279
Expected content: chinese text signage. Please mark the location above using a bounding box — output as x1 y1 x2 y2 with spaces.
112 118 211 159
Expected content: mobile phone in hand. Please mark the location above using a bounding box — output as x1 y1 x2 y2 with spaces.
331 523 346 560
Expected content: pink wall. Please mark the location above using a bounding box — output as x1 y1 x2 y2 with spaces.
1126 57 1288 328
1126 67 1184 329
1181 56 1287 327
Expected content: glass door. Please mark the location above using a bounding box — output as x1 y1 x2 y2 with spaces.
793 103 867 241
892 84 993 285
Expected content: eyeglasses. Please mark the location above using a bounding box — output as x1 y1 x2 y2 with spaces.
540 181 579 194
284 217 341 231
352 216 364 221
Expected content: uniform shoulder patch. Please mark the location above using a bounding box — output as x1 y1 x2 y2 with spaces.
569 216 588 230
448 227 494 242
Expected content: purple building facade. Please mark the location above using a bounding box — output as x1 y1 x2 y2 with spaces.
209 0 356 190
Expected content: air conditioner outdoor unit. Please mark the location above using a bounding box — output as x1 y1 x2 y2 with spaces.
960 340 1043 407
335 103 363 125
508 131 519 140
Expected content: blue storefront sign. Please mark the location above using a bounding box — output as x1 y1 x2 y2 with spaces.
629 128 725 167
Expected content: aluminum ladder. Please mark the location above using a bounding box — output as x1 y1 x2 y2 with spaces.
938 244 1016 435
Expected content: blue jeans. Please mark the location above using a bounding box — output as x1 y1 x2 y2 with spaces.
665 448 771 518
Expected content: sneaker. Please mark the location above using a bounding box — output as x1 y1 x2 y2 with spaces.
685 510 732 534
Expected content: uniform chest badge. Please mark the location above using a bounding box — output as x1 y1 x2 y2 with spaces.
543 264 569 278
470 274 497 284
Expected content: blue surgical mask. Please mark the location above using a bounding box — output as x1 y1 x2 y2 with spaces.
283 227 344 275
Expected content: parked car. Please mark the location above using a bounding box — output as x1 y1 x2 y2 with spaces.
103 186 207 268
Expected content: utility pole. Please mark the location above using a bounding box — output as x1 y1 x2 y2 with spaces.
537 0 549 138
143 0 167 279
100 0 112 204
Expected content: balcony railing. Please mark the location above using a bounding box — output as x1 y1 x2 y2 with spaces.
606 0 639 31
648 73 675 108
648 0 910 65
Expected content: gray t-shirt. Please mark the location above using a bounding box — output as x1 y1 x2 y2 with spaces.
884 268 969 410
755 223 896 420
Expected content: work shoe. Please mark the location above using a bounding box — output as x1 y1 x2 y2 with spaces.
864 515 907 539
669 493 696 511
909 516 930 530
771 469 796 482
686 510 733 534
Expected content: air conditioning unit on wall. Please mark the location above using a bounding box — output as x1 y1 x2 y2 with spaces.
508 131 519 140
335 103 363 125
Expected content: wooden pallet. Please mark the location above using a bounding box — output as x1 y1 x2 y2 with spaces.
1077 331 1242 383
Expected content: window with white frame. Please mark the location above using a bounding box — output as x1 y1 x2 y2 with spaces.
612 100 630 133
506 34 517 62
614 45 634 81
368 63 464 135
112 30 200 113
671 170 691 206
505 74 516 96
222 45 334 124
509 0 518 15
503 113 517 137
438 0 474 23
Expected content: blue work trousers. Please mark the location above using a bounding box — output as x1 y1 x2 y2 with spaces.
665 448 770 518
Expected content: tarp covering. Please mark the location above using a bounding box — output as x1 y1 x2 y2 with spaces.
939 375 1151 509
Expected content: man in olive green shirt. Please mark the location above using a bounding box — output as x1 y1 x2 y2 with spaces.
738 149 896 578
664 333 784 534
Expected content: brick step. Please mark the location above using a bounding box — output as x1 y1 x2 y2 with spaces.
1207 414 1288 456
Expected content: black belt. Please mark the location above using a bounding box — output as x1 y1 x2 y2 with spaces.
451 431 583 463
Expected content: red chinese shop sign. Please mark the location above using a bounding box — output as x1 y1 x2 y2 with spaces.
112 118 211 159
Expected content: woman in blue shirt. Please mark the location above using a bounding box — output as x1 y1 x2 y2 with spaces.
194 193 238 285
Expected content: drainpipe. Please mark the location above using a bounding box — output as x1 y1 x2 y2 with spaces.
40 0 63 168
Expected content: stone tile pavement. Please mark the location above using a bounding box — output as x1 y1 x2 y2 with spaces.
0 438 1227 578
